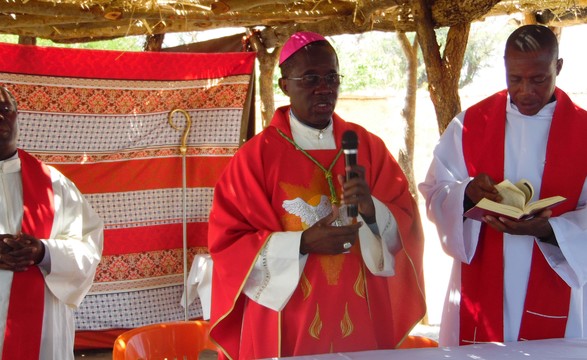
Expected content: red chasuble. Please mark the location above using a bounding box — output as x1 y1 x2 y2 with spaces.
461 88 587 343
2 149 54 359
208 106 426 359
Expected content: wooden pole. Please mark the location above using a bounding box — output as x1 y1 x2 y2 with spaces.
248 29 280 129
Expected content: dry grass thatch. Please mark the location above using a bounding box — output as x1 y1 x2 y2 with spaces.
1 0 587 45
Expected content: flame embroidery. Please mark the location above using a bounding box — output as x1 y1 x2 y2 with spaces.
340 302 354 338
309 304 323 340
300 272 312 300
354 265 366 298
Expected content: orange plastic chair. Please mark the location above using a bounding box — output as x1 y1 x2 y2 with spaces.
397 335 439 349
112 320 217 360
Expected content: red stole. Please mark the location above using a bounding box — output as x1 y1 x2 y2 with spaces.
460 88 587 343
2 149 54 359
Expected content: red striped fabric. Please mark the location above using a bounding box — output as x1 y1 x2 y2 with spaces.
0 43 253 80
54 156 234 193
0 43 255 333
102 223 210 255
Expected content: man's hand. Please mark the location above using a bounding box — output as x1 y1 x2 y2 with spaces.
300 206 362 255
338 164 376 223
0 233 45 271
466 173 502 204
483 208 556 242
0 234 16 254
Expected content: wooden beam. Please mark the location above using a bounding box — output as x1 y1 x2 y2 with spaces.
211 0 294 14
18 35 36 45
431 0 501 27
0 0 585 43
144 33 164 51
0 14 90 29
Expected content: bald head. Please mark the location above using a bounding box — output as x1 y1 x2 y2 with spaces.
505 25 559 59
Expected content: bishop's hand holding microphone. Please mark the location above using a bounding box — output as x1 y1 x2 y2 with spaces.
299 129 374 256
340 130 377 225
342 130 359 218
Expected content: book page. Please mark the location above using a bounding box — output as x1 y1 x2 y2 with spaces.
524 196 567 215
514 179 534 203
494 180 526 210
465 179 567 221
472 198 524 219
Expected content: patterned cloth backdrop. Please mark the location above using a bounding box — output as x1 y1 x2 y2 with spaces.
0 43 255 333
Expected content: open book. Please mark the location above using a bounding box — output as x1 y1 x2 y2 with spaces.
464 179 566 221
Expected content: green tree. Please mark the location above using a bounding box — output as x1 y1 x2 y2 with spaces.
0 34 143 51
325 19 515 94
436 21 516 88
332 32 406 93
37 37 144 51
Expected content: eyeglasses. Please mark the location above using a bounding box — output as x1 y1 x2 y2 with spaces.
284 73 343 88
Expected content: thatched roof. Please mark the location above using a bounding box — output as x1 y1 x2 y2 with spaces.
2 0 587 45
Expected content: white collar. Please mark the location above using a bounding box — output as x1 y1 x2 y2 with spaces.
0 152 20 173
507 96 557 119
289 111 336 150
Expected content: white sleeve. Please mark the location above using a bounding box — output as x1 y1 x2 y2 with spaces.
43 168 104 307
357 196 399 276
243 231 307 311
537 178 587 288
418 114 482 264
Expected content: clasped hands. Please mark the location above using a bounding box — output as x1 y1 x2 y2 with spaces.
300 164 375 255
466 173 555 240
0 233 45 272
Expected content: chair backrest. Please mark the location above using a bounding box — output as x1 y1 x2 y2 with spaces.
112 320 217 360
396 335 439 349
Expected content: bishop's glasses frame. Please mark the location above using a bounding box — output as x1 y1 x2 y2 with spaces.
283 73 344 88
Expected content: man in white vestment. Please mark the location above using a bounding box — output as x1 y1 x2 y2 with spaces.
0 86 103 360
419 25 587 346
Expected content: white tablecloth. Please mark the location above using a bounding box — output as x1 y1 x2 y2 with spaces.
275 338 587 359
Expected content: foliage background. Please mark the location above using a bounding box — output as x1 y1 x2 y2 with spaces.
329 17 516 94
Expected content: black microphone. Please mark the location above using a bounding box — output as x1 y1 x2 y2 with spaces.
342 130 359 218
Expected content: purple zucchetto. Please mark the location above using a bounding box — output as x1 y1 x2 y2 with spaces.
279 31 327 65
